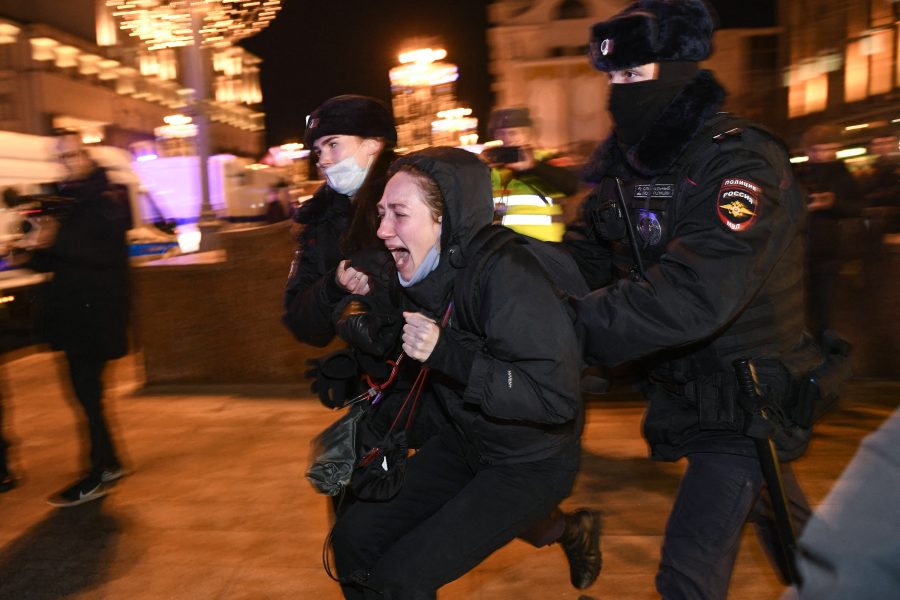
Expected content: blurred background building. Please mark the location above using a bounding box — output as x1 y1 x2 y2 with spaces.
486 0 898 159
487 0 613 157
780 0 899 151
488 1 786 157
0 0 267 158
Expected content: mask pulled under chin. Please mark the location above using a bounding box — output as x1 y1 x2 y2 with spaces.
324 152 371 197
398 241 441 288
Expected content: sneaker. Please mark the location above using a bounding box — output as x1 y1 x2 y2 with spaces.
99 467 125 484
47 473 108 507
560 508 602 590
0 471 15 493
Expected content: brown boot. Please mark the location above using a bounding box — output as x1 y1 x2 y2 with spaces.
560 508 602 589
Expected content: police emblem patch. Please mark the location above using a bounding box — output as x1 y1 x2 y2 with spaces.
637 210 662 246
717 178 760 232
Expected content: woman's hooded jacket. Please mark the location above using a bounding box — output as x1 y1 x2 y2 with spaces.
393 147 582 466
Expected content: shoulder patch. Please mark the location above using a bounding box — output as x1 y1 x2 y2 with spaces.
717 178 760 232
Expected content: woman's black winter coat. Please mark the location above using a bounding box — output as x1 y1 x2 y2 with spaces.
395 148 583 467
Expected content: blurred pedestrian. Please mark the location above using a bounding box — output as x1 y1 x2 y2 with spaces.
264 178 290 224
485 106 580 200
859 135 900 235
0 235 16 492
484 106 579 242
793 125 861 343
29 130 130 507
568 1 824 597
331 147 584 599
0 384 14 492
860 135 900 210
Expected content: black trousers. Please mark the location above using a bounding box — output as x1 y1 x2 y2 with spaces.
64 350 119 473
656 452 811 600
331 429 578 600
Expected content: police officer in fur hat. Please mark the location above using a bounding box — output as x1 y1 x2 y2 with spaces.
283 95 399 347
566 1 828 597
283 94 415 455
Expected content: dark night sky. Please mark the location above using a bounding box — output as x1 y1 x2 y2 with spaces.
241 0 774 150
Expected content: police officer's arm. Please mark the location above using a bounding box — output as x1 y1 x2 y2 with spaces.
428 246 581 424
282 249 345 347
530 161 580 196
575 141 803 365
563 221 615 290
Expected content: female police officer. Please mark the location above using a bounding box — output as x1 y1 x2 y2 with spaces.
568 1 824 598
282 95 398 350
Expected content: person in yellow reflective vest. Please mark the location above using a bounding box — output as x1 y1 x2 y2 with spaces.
483 107 579 241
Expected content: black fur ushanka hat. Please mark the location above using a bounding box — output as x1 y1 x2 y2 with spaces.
588 0 716 72
304 95 397 147
487 106 533 136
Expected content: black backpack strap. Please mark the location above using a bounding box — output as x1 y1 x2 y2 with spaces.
453 225 520 334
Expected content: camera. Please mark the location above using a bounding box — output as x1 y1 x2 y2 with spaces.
1 193 78 250
482 145 525 165
13 194 77 227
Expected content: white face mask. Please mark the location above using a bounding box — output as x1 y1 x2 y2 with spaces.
324 148 371 196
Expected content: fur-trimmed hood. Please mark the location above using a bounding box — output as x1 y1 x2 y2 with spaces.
584 70 726 181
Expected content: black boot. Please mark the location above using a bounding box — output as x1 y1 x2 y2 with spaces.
560 508 602 589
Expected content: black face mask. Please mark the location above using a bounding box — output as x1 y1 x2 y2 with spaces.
608 62 699 147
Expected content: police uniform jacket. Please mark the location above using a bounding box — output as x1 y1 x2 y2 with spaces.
282 175 399 348
398 148 582 467
571 71 821 460
282 184 354 346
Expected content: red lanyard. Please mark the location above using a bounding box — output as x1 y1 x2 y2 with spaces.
341 302 453 409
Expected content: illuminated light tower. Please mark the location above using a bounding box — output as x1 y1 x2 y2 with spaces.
106 0 281 249
431 107 478 148
389 45 460 151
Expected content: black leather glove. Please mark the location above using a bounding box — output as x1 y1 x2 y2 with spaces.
304 349 360 409
335 300 400 357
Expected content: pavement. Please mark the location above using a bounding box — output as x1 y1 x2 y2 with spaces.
0 349 897 600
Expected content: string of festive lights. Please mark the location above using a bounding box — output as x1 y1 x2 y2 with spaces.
106 0 281 50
